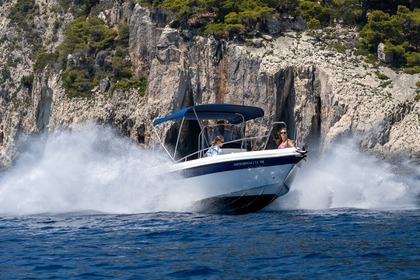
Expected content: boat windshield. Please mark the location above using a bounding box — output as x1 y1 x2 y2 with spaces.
152 104 297 162
198 122 246 156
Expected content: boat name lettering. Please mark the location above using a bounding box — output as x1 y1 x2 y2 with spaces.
233 160 264 167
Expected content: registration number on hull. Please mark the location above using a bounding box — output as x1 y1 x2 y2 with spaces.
233 160 265 167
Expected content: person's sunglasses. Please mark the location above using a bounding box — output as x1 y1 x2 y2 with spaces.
279 132 286 134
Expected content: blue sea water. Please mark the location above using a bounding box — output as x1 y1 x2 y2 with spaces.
1 125 419 279
0 210 419 279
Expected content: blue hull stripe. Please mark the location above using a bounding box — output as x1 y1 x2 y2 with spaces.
176 155 304 179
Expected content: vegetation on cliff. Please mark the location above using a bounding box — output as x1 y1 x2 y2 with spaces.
8 0 42 53
359 6 420 73
60 18 146 98
3 0 419 99
8 0 146 99
137 0 420 74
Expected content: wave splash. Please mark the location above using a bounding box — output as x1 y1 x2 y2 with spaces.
273 141 420 210
1 125 418 215
0 124 194 215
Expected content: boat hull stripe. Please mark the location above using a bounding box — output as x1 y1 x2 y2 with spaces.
177 155 303 178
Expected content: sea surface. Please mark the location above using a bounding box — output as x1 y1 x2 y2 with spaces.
1 125 419 279
1 209 419 279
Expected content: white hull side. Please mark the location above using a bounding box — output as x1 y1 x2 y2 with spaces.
160 149 305 213
178 163 295 199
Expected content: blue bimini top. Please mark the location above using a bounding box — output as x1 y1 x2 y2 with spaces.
153 103 264 126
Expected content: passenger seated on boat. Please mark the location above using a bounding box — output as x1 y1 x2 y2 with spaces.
276 128 295 149
206 136 224 157
211 120 233 142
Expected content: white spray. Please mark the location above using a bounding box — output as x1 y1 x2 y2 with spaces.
1 125 418 215
0 124 197 215
273 140 420 210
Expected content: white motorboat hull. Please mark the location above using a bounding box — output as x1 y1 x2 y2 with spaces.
164 148 306 214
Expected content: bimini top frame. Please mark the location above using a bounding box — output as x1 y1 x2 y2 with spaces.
153 104 264 126
152 104 264 161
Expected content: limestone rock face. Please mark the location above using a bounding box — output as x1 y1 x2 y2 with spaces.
378 43 394 64
142 26 420 160
0 1 419 170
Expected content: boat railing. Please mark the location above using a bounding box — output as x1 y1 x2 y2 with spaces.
176 148 209 163
177 138 245 163
176 134 273 163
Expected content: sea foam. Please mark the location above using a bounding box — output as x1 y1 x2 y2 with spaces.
273 140 420 210
1 124 418 215
0 124 194 215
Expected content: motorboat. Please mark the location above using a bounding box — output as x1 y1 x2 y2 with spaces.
152 103 306 214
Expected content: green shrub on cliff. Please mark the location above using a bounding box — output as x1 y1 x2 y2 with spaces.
150 0 275 36
205 23 245 37
60 17 117 56
58 16 147 98
376 72 389 80
199 0 275 36
63 68 94 98
359 6 420 72
330 0 361 26
59 17 116 97
34 51 59 71
111 78 147 96
8 0 43 52
222 1 275 28
404 52 420 74
56 0 100 16
9 0 39 26
117 22 130 46
296 0 331 27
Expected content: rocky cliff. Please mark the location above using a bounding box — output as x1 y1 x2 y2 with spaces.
0 1 419 170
